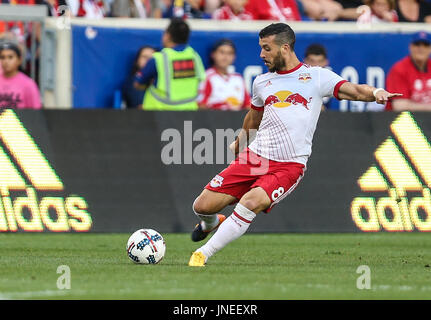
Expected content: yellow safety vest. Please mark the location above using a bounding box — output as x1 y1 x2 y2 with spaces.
143 46 205 110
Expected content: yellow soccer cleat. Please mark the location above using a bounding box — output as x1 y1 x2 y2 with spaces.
188 251 207 267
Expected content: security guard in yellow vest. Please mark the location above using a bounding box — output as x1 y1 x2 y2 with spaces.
134 18 205 110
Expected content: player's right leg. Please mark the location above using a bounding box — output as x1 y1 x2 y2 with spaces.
191 189 236 242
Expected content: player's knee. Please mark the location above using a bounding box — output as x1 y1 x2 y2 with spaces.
239 198 262 213
240 189 271 213
192 196 216 215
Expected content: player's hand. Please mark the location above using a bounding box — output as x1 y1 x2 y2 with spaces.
374 89 403 104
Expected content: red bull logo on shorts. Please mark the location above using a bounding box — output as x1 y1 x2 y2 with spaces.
264 91 312 110
210 175 224 188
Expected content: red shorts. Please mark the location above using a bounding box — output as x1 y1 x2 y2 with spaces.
205 148 305 213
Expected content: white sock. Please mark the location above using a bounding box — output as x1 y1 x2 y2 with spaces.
197 203 256 260
193 198 219 231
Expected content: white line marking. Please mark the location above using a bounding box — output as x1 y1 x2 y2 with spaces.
0 290 81 300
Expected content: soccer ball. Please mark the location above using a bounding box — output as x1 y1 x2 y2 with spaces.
126 229 166 264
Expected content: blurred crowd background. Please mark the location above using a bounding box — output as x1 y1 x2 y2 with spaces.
2 0 431 111
5 0 430 22
5 0 413 63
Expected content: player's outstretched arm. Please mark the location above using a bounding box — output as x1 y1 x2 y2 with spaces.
229 108 264 157
337 82 402 104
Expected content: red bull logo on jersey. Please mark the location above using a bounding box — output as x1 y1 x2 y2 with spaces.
298 73 312 83
264 91 312 110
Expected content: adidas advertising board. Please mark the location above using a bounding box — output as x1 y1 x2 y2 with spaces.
351 112 431 232
0 110 92 232
0 109 430 233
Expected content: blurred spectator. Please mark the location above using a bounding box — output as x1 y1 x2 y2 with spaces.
198 39 250 110
244 0 302 21
0 16 26 46
66 0 107 18
163 0 211 19
396 0 431 23
333 0 363 20
37 0 68 16
386 32 431 111
134 18 206 110
204 0 222 14
122 46 156 108
1 0 51 82
299 0 343 21
0 30 25 56
0 42 41 109
357 0 398 23
111 0 162 18
212 0 253 20
304 43 332 109
304 43 328 68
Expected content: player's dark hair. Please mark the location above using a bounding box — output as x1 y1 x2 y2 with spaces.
305 44 327 58
166 18 190 44
259 23 296 51
209 39 236 66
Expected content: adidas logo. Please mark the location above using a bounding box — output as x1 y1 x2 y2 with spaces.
0 110 92 232
351 112 431 232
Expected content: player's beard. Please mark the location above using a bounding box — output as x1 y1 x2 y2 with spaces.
269 52 286 73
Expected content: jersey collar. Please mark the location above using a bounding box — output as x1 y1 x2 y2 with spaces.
276 62 303 75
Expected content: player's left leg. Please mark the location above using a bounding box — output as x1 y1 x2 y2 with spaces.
191 189 237 242
189 187 270 266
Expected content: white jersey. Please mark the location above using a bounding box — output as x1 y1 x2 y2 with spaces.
248 63 346 166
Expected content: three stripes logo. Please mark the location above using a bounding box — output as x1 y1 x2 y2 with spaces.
0 110 92 232
351 112 431 232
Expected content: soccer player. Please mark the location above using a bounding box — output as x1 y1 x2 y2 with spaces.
188 23 401 267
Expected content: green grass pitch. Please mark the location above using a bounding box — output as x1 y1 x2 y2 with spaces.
1 233 431 300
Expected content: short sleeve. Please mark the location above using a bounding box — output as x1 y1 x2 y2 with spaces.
318 67 346 99
251 78 264 110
